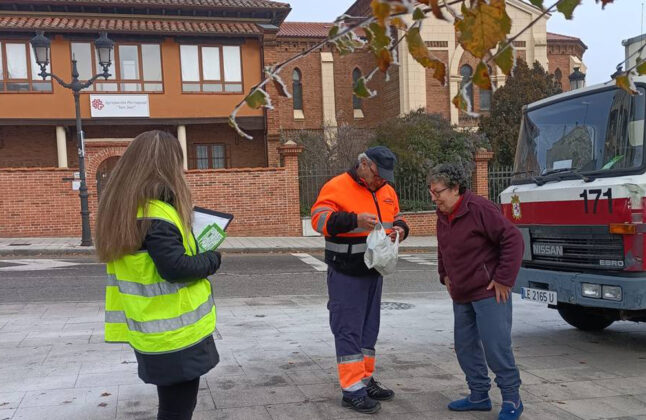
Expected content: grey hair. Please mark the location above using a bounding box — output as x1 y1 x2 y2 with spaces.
358 152 372 164
427 163 468 195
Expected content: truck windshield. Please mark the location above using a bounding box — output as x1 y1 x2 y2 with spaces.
513 87 645 184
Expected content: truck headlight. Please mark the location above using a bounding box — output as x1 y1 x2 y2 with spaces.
582 283 601 299
602 285 622 301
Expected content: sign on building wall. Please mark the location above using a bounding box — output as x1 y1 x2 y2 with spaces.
89 95 150 118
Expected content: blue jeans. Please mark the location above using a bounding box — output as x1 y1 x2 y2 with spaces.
453 296 521 402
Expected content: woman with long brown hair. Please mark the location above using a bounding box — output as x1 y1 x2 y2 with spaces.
96 130 221 420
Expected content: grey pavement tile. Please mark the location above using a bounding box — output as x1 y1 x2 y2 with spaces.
0 332 28 347
516 355 583 370
0 392 25 410
209 385 307 409
116 397 157 420
265 401 330 420
117 384 157 401
596 377 646 395
0 362 81 379
285 369 338 386
556 396 646 419
0 408 16 420
200 406 272 420
527 366 621 383
79 359 138 375
0 375 79 393
20 386 117 408
524 380 624 402
0 346 51 367
19 331 93 347
207 373 295 392
75 372 142 388
12 401 117 420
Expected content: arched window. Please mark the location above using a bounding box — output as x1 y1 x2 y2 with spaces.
352 68 362 110
554 68 563 89
479 65 492 111
292 68 303 111
460 64 474 108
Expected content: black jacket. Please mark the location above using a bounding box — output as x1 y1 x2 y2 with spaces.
135 219 221 386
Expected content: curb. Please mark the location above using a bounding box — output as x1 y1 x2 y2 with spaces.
0 246 437 258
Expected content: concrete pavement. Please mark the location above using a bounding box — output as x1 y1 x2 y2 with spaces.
0 236 437 257
2 292 646 419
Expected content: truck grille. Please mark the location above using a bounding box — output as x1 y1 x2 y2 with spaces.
528 226 625 271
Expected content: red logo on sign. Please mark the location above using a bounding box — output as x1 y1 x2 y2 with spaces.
91 98 105 110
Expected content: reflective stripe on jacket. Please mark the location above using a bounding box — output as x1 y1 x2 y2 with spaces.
311 169 407 275
104 200 216 354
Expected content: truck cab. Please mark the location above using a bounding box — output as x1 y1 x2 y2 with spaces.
501 77 646 330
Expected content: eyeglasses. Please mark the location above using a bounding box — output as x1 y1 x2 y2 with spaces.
428 186 449 197
367 162 384 182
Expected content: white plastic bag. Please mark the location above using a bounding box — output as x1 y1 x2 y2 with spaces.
364 223 399 276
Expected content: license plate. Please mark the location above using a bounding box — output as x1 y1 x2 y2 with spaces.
521 287 557 305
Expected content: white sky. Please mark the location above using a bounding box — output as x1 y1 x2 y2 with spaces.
284 0 644 85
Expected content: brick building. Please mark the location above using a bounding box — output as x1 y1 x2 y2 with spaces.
266 0 587 140
0 0 309 238
0 0 587 238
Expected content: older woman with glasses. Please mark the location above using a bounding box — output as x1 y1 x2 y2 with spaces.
428 163 525 420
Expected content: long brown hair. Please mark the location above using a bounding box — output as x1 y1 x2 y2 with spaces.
95 130 193 262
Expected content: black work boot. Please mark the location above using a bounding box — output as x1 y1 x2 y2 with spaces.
365 378 395 401
341 395 381 414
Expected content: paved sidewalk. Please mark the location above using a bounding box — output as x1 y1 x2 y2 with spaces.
0 236 437 257
2 293 646 419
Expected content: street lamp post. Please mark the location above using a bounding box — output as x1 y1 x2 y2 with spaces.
569 67 586 91
30 31 114 246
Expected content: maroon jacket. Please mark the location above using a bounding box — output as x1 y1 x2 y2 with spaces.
436 190 524 303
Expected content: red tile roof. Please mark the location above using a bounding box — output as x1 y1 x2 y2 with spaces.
278 22 334 38
12 0 290 9
0 15 262 36
547 32 587 50
547 32 581 42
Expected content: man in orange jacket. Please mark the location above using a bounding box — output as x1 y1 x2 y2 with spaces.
311 146 409 414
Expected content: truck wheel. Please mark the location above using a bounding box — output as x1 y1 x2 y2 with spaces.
557 303 615 331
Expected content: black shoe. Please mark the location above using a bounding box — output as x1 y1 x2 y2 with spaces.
366 378 395 401
341 395 382 414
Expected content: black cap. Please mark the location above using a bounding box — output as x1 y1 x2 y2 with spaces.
365 146 397 184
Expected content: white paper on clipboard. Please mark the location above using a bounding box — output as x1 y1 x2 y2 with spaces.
192 207 234 251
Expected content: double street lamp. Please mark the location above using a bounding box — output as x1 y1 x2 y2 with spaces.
30 31 114 246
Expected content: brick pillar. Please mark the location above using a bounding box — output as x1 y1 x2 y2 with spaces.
472 148 494 199
278 140 304 236
267 134 281 167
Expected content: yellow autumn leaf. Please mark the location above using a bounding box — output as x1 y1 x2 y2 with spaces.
390 17 408 30
452 91 469 113
493 41 515 76
371 0 391 27
354 76 376 99
406 26 446 85
615 74 637 95
377 49 393 73
454 0 511 59
556 0 581 20
406 26 429 64
473 61 492 90
245 89 271 109
636 60 646 75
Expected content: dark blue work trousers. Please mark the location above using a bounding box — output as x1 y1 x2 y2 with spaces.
327 266 382 397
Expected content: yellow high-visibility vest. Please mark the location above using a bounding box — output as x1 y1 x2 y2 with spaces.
104 200 216 354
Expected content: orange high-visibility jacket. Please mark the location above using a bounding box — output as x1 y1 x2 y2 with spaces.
311 168 409 275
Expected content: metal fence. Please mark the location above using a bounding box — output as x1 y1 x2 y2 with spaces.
488 164 514 203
